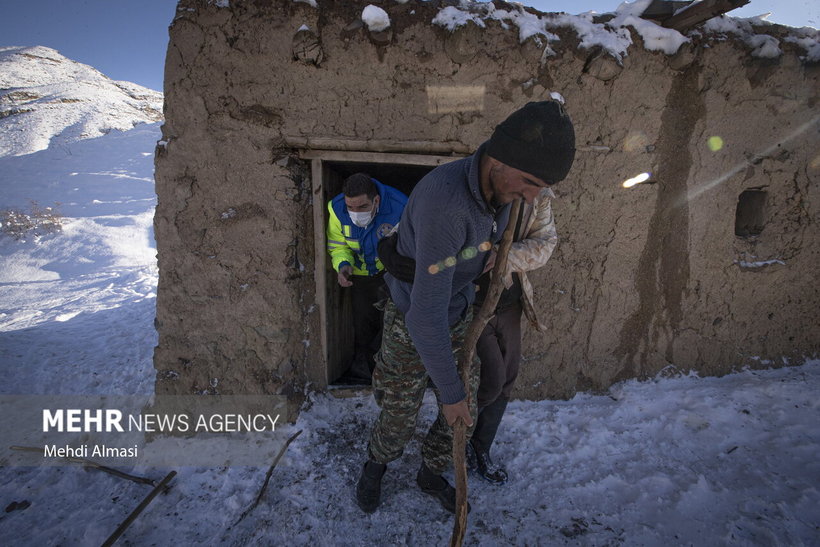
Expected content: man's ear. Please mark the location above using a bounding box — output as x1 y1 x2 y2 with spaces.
484 154 502 170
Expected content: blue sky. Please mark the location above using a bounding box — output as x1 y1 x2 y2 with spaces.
1 1 816 93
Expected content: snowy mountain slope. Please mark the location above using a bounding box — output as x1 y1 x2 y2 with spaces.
0 46 162 158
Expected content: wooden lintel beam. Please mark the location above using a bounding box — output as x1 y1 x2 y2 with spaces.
641 0 695 21
285 136 471 156
288 137 608 161
661 0 751 32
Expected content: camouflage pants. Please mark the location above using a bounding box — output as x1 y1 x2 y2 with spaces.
367 299 480 474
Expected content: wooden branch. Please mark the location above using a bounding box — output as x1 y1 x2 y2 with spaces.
233 429 303 526
450 199 522 547
102 470 177 547
450 420 469 547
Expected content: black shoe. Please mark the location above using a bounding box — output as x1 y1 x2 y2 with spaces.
416 463 470 514
356 460 386 513
468 441 508 485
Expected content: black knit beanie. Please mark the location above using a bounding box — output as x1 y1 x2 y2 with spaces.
486 101 576 184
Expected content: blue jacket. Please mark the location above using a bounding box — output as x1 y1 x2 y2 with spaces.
326 179 408 276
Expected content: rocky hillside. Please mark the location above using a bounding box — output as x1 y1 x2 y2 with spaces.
0 45 163 158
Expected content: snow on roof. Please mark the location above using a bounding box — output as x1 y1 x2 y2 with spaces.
701 15 820 60
429 0 818 62
608 0 690 55
549 12 633 61
784 34 820 62
432 0 685 60
217 0 818 62
432 5 486 31
362 4 391 32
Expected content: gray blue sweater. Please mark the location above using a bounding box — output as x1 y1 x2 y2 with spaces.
385 143 511 404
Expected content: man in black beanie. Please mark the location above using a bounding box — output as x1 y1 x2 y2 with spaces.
356 101 575 513
485 100 575 188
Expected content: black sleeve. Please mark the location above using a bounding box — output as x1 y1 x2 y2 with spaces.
377 232 416 283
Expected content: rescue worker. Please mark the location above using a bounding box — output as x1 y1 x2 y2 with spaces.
326 173 407 383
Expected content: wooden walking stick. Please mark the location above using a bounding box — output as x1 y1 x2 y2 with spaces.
450 199 522 547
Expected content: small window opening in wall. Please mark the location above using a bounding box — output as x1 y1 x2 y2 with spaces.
735 189 767 237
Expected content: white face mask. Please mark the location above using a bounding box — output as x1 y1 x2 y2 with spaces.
348 199 378 228
349 209 374 228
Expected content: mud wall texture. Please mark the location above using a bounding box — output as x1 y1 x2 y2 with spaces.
154 0 819 402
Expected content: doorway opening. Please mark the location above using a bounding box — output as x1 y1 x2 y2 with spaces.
302 149 464 389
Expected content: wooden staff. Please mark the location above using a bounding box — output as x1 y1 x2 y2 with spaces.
450 199 522 547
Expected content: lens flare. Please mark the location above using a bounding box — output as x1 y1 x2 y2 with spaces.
707 136 724 152
622 172 651 188
623 131 650 153
427 247 486 275
460 247 477 260
684 115 818 206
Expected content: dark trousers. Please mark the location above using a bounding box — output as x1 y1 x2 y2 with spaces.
472 303 522 452
350 274 386 376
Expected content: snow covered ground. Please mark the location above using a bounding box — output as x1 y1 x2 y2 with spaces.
1 119 818 546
